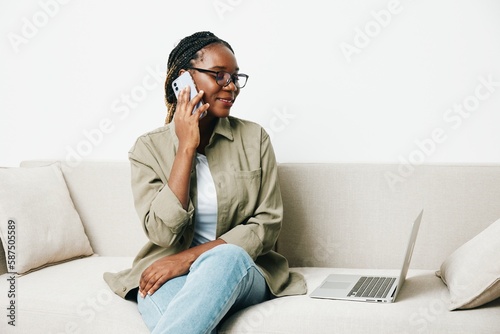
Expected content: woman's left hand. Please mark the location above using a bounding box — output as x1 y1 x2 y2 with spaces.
139 251 194 298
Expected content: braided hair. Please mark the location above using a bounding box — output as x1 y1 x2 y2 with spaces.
164 31 234 124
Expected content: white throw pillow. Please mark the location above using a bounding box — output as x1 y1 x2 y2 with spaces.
0 163 93 274
436 218 500 310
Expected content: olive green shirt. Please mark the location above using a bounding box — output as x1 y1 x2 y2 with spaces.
104 116 307 299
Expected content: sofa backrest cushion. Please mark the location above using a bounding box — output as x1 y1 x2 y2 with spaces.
12 161 500 272
277 163 500 270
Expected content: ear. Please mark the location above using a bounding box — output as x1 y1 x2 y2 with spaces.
178 69 186 76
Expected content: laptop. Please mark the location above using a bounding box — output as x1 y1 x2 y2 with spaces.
310 209 423 303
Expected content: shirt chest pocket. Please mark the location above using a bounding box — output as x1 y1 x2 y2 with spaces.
233 168 262 218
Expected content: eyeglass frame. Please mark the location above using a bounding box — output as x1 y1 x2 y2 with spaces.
186 67 249 89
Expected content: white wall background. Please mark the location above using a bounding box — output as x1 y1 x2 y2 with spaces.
1 0 499 167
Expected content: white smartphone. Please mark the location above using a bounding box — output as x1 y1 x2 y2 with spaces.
172 71 204 115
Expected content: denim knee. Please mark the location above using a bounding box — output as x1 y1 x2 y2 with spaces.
191 244 253 273
211 243 249 259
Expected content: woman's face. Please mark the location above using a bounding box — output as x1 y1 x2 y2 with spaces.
186 43 240 119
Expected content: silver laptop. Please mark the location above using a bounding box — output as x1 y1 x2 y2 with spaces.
310 210 423 303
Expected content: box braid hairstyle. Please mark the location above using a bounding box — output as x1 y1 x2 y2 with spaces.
164 31 234 124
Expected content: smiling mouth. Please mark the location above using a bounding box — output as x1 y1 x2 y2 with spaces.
217 98 234 105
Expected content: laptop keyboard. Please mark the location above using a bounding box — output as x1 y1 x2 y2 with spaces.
347 276 396 298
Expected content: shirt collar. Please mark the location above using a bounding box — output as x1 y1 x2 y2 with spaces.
212 117 234 141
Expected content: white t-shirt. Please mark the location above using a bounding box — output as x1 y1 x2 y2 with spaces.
191 153 218 247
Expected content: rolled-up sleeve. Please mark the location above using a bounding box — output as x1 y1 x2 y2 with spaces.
129 137 194 248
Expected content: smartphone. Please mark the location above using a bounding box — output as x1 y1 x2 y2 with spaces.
172 71 204 116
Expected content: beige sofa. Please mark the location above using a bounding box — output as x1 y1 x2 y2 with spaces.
1 160 499 333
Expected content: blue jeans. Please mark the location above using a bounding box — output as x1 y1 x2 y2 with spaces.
137 244 270 334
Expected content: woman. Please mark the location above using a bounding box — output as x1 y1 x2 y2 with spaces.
104 31 306 333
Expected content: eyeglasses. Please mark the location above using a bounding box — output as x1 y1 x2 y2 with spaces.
187 67 249 89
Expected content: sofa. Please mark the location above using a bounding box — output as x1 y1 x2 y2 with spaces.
1 160 499 334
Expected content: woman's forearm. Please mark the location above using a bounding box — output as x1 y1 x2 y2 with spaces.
167 145 196 210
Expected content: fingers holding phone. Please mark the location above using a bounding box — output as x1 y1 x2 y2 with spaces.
172 72 209 119
177 86 209 119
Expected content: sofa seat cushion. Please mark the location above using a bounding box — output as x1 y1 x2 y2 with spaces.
0 256 148 334
2 263 499 334
220 267 500 334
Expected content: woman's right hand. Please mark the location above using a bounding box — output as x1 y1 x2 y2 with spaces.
173 86 210 151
